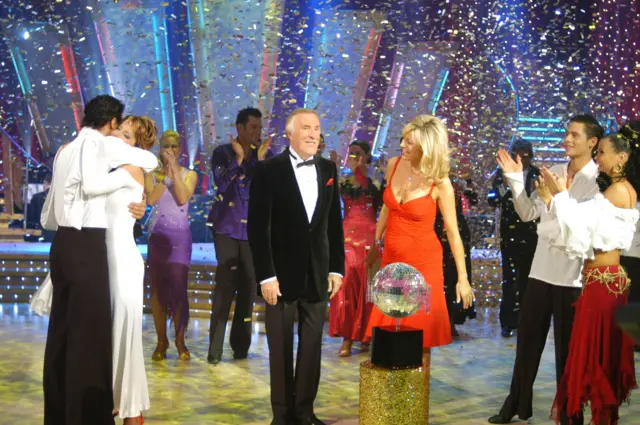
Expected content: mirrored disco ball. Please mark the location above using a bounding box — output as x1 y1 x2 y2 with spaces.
372 262 430 318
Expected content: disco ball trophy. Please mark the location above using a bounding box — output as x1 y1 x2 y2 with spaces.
359 262 431 425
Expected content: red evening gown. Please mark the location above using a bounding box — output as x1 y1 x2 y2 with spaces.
329 168 380 342
365 159 452 348
552 265 637 425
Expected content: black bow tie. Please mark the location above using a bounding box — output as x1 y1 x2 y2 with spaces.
289 150 317 168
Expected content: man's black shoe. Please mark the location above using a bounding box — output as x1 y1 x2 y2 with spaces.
207 354 221 365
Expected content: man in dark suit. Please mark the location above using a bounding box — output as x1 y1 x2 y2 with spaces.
26 173 56 242
27 173 51 227
248 109 345 425
488 140 539 337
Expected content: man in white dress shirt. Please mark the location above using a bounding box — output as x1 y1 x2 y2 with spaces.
248 109 345 425
488 115 604 425
40 95 158 425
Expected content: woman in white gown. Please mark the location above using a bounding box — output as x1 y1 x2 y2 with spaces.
31 115 157 425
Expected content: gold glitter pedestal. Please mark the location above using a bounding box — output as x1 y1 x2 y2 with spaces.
359 358 430 425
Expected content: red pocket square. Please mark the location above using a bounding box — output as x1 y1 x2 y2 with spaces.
326 178 334 187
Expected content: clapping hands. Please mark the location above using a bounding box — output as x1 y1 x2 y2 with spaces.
230 134 244 165
534 175 552 206
496 149 523 174
346 153 365 173
257 136 272 161
540 167 568 196
162 150 178 178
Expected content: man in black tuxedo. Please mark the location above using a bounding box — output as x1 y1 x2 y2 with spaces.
488 140 539 337
248 109 345 425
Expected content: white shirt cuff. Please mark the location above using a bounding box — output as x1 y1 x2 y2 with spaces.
504 172 525 184
261 273 343 285
260 276 277 285
552 190 570 211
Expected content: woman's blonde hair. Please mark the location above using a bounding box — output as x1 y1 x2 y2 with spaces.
160 130 181 146
402 115 451 182
156 130 181 170
124 115 157 150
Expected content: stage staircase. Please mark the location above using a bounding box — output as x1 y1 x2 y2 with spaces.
0 253 259 320
516 116 567 168
0 204 42 242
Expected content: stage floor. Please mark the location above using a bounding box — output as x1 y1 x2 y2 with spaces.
1 305 639 425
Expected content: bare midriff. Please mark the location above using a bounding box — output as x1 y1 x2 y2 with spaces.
584 249 621 269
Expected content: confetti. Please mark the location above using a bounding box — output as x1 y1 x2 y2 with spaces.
1 0 639 308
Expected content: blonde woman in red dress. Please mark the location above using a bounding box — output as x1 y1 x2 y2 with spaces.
364 115 474 365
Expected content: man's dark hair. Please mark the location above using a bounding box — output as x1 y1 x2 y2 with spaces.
81 95 125 129
511 139 533 158
569 114 604 141
235 108 262 126
43 173 52 184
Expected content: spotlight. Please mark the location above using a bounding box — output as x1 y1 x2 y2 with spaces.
22 31 30 40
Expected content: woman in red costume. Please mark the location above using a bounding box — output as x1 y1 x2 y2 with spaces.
329 141 381 357
364 115 475 365
538 124 640 425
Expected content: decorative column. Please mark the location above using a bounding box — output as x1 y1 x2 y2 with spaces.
269 0 315 149
258 0 286 135
8 43 51 153
58 26 84 131
187 0 214 176
338 12 385 161
151 11 177 133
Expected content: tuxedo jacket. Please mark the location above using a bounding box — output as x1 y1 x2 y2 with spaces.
247 150 345 302
488 166 540 240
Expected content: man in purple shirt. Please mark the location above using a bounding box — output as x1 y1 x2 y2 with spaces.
207 107 273 365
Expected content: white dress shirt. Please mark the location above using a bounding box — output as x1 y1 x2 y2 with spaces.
260 148 341 285
504 160 600 288
498 166 533 198
41 128 158 231
289 148 319 222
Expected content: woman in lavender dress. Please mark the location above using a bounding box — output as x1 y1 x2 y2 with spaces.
145 130 198 361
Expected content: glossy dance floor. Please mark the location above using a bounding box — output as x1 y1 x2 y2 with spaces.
1 304 639 425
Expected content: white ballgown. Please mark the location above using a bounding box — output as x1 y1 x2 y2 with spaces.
31 167 150 418
102 168 150 418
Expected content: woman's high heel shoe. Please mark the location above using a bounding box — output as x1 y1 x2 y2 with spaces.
152 339 169 361
339 340 353 357
176 341 190 361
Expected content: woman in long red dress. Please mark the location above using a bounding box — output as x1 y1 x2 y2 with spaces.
329 141 381 356
365 115 475 365
537 127 640 425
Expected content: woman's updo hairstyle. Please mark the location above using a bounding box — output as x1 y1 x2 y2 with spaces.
349 140 373 164
617 120 640 194
124 115 157 150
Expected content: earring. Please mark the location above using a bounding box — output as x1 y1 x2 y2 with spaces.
613 163 625 177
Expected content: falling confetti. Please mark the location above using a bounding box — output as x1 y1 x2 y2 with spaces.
1 0 639 307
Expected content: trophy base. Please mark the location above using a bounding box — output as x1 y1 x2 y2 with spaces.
359 360 430 425
371 325 423 369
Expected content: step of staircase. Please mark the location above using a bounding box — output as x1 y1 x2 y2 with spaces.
0 255 269 320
